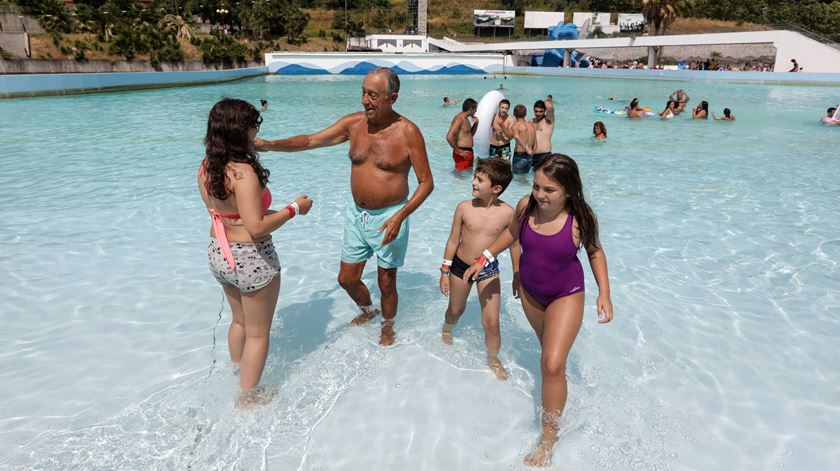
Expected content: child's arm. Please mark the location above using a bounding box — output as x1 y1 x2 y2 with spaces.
584 220 613 323
510 240 522 298
439 202 465 296
465 198 525 281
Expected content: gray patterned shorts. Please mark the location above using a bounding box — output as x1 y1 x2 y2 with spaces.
208 238 281 293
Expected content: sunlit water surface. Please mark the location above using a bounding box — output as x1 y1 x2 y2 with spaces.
1 74 838 470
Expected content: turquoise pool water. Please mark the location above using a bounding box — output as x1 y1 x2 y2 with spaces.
1 74 838 470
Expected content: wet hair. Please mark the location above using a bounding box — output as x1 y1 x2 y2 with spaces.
370 67 400 94
701 100 709 112
723 108 731 117
260 99 267 106
500 99 511 108
666 99 675 108
828 107 836 115
534 100 546 111
462 98 477 112
520 154 600 250
476 157 513 194
513 104 527 119
203 98 269 200
443 97 449 103
593 121 606 137
630 98 639 108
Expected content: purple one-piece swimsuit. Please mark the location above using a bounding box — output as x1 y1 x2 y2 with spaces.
519 212 585 306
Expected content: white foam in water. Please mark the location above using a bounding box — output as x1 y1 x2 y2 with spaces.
1 75 839 470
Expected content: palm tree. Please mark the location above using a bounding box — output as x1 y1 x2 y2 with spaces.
158 14 195 40
642 0 691 35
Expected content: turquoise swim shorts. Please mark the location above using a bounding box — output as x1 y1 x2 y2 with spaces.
341 200 409 269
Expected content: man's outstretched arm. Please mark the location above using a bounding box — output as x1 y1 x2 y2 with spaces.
255 114 354 152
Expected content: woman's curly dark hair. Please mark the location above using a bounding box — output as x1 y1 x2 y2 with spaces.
203 98 269 200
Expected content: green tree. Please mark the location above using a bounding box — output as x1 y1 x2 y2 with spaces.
158 14 195 40
642 0 690 34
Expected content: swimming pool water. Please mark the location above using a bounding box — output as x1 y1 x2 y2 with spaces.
1 74 838 470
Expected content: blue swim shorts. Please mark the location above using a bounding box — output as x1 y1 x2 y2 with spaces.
342 200 409 269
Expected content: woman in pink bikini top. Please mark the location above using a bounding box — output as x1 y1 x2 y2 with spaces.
198 98 312 407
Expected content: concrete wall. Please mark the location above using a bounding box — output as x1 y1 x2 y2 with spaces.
503 65 840 85
0 66 267 98
0 59 263 74
0 12 43 34
0 32 28 57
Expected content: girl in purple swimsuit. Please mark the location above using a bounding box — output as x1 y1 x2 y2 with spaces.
464 154 614 467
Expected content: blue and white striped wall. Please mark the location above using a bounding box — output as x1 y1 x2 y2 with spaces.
265 52 508 75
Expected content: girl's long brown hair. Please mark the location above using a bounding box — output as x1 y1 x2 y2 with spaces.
203 98 269 200
520 154 600 249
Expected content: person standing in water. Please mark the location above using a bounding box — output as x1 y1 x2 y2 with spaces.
713 108 735 121
254 68 434 346
464 154 614 468
489 99 514 160
439 158 515 381
199 98 313 407
531 97 555 168
593 121 607 140
507 104 536 175
447 98 479 171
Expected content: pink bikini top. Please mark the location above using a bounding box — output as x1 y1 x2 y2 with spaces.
199 161 272 270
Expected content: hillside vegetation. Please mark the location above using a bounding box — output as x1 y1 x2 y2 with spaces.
6 0 839 63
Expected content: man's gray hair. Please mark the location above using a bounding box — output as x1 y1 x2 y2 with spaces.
371 67 400 94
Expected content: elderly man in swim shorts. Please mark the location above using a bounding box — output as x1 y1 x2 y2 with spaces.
254 68 434 346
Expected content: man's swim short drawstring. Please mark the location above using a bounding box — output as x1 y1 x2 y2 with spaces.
358 210 372 226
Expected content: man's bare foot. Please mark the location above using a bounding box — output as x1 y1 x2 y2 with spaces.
379 319 395 346
523 433 558 467
235 385 278 409
488 357 509 381
441 330 453 345
350 307 380 326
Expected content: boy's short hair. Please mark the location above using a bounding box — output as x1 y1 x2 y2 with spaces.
476 158 513 194
723 108 731 116
828 107 837 114
534 100 546 110
513 104 527 119
462 98 477 112
500 99 510 107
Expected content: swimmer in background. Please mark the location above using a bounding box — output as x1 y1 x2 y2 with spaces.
625 98 647 119
668 89 690 114
443 96 461 107
489 99 515 160
439 158 515 381
505 104 536 175
447 98 478 171
531 97 555 168
713 108 735 121
821 107 838 125
658 100 676 119
499 83 505 90
692 100 709 119
260 99 268 111
593 121 607 140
